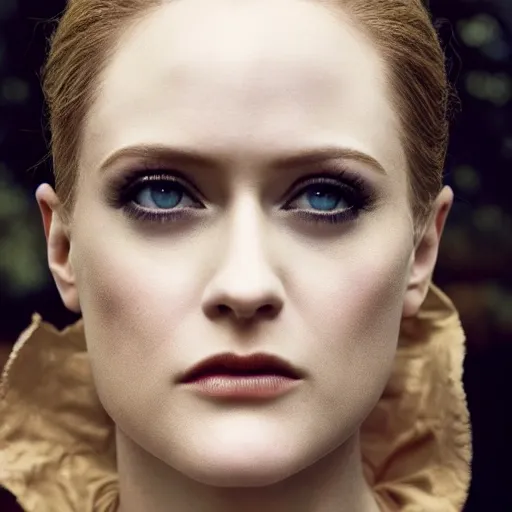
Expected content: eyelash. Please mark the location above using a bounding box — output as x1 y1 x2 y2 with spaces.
106 165 376 226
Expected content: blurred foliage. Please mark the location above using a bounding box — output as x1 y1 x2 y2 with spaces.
0 0 17 22
0 164 49 297
1 76 29 105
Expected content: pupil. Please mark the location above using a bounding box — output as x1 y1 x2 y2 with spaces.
151 184 182 209
307 186 340 211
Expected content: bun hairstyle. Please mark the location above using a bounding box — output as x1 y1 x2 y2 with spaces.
43 0 457 240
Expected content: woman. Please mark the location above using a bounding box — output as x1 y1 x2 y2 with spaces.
0 0 471 510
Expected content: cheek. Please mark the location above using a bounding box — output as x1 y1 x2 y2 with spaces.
294 226 412 409
296 221 412 336
71 224 201 364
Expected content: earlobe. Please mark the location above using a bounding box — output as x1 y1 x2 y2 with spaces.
402 186 454 318
35 184 81 314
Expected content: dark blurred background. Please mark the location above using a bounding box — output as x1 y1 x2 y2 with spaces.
0 0 511 510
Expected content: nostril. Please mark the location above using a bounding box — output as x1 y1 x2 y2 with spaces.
217 305 230 315
258 304 279 318
212 303 279 321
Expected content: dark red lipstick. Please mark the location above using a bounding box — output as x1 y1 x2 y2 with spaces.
178 352 303 399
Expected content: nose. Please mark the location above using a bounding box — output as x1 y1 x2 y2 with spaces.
201 204 284 323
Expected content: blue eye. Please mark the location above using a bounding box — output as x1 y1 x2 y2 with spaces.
286 182 352 214
134 181 197 210
292 183 348 212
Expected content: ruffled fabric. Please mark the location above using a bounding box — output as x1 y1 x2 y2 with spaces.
361 283 472 511
0 283 471 512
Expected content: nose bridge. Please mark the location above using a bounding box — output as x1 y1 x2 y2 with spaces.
224 196 269 271
220 195 279 293
202 195 284 320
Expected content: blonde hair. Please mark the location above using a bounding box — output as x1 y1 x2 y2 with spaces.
43 0 456 238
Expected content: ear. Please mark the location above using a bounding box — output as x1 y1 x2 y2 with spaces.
35 184 81 314
402 185 454 318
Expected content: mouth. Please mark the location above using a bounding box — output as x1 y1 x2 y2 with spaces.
179 352 303 384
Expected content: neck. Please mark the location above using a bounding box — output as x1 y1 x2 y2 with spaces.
115 427 380 512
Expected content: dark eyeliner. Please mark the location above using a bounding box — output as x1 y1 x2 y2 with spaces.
106 163 376 226
282 167 376 225
105 166 205 224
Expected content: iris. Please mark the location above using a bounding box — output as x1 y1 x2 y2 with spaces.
306 185 342 211
143 184 182 209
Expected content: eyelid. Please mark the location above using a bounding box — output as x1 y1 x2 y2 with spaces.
108 161 372 212
118 168 206 203
283 169 365 203
289 173 351 194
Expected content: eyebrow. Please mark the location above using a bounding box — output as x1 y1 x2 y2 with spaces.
99 143 387 175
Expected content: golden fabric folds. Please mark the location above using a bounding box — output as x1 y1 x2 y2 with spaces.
0 283 471 511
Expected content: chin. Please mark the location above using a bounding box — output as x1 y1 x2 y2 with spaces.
182 459 302 488
174 438 309 488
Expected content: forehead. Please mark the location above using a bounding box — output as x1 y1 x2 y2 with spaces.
82 0 405 177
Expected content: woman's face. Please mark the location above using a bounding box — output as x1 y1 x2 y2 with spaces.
64 0 417 485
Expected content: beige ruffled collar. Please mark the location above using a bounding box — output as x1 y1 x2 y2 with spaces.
0 283 471 512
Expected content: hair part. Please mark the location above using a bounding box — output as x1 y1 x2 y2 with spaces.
42 0 457 240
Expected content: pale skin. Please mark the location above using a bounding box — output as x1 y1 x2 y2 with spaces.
35 0 453 511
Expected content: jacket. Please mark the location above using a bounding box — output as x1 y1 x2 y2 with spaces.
0 282 472 511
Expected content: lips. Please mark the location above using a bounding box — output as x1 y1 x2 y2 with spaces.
179 352 303 383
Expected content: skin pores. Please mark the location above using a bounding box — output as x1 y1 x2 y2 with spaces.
43 0 434 510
